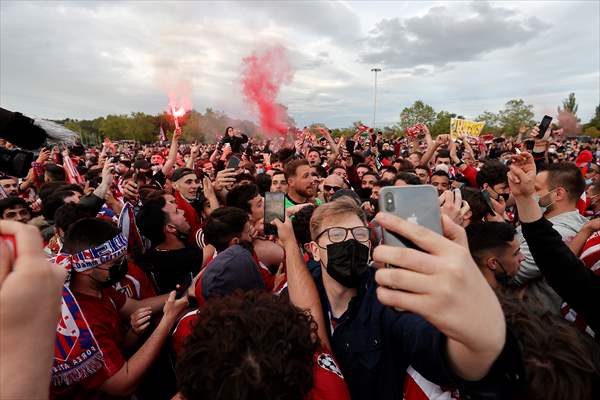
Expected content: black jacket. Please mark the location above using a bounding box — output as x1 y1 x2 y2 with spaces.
314 269 525 399
220 134 248 154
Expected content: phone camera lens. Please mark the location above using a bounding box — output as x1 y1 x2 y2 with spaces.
384 192 395 211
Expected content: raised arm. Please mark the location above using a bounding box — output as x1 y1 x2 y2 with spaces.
273 218 330 348
421 133 446 166
99 292 188 395
508 152 600 333
567 219 600 256
161 128 181 176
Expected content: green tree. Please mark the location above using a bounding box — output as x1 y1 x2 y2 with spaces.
476 111 502 136
396 101 436 131
584 104 600 131
99 114 129 140
429 111 453 136
497 99 535 136
127 112 157 142
182 110 206 142
558 92 579 119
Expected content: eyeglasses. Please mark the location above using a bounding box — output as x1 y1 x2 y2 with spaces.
323 185 341 192
315 226 370 247
3 209 29 219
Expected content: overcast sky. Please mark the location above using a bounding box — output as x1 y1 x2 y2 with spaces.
1 1 599 128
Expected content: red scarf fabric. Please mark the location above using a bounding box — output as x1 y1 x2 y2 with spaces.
174 190 203 240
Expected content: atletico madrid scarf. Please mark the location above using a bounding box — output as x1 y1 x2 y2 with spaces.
51 286 105 386
51 203 143 387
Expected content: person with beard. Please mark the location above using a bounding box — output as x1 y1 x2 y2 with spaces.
466 222 525 289
284 159 321 209
510 162 587 313
307 198 525 399
137 192 206 294
52 218 187 399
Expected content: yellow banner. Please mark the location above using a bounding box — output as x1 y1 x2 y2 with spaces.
450 118 485 139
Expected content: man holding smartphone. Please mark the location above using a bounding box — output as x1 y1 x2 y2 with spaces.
306 199 524 399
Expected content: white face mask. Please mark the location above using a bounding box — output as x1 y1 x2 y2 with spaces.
535 188 558 215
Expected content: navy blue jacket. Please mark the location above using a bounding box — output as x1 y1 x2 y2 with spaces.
315 268 525 399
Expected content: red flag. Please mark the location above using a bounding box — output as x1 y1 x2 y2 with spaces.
63 156 84 185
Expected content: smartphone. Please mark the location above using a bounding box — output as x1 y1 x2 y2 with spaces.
525 140 535 151
346 139 356 154
537 115 552 139
175 280 191 299
226 155 241 169
264 192 285 236
378 186 442 251
481 189 497 216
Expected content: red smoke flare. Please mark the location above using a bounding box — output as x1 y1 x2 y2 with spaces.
241 45 294 135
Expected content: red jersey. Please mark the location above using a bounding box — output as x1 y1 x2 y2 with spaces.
51 288 127 400
309 350 351 400
114 260 157 300
560 231 600 338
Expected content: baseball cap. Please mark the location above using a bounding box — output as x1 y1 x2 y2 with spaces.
171 167 195 182
133 159 151 170
200 245 265 300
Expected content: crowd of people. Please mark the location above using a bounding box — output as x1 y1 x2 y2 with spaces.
1 121 600 399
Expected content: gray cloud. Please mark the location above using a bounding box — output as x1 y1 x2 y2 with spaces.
238 0 361 41
0 1 597 128
360 1 550 70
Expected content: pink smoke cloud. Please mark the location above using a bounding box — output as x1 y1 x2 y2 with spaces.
241 45 294 135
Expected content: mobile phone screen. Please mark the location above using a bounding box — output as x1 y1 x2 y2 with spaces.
227 156 241 169
346 140 356 154
378 186 442 252
537 115 552 139
481 189 496 216
264 192 285 235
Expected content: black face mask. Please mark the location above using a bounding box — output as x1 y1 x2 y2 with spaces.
499 193 510 202
98 258 129 288
369 198 379 213
324 240 370 288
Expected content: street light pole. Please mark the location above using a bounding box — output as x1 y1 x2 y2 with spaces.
371 68 381 128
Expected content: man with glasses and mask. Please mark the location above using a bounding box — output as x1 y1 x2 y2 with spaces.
306 199 524 399
511 162 588 313
52 217 188 399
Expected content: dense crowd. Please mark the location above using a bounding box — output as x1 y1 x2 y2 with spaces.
1 122 600 400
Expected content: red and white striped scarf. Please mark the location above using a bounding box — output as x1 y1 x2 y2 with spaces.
63 156 84 185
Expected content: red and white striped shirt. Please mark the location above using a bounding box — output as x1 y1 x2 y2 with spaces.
560 231 600 338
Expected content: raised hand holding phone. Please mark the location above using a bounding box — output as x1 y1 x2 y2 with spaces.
372 213 506 380
264 192 285 236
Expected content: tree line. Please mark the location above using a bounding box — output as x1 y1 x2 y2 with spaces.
57 93 600 144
